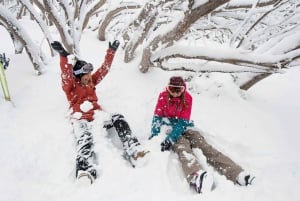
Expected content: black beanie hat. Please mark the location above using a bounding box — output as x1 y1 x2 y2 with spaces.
73 60 89 79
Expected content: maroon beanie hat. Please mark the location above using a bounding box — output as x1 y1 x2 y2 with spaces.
169 76 185 86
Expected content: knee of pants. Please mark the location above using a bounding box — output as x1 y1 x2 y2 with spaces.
111 113 125 123
185 129 204 138
109 113 132 140
173 138 192 153
185 129 207 146
111 114 130 130
103 113 125 129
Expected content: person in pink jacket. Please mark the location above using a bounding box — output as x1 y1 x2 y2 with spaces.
149 76 254 194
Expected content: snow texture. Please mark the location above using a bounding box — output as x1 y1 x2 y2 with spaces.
1 18 300 201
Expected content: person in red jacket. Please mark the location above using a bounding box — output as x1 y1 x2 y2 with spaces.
51 41 148 184
149 76 254 193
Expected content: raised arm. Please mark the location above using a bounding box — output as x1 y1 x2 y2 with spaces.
59 55 76 97
92 40 120 85
51 41 76 102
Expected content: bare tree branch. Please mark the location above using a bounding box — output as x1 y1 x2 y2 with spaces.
240 73 271 90
226 0 281 9
82 0 106 30
138 0 230 73
0 7 44 73
98 5 140 41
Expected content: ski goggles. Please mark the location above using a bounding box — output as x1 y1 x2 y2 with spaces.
73 63 93 76
167 85 185 93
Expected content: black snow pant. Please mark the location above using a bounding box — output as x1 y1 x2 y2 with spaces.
104 113 141 152
74 114 140 179
73 119 97 179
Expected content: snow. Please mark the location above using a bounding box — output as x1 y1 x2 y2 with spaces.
228 0 271 7
80 101 94 113
1 21 300 201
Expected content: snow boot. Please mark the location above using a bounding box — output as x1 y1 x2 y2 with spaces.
122 137 150 168
76 157 97 183
77 170 94 185
190 170 214 193
236 171 255 186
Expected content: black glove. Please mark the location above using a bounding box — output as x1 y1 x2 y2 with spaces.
109 40 120 51
51 41 69 57
161 139 172 152
148 134 158 140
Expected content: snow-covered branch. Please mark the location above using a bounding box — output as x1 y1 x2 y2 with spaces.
0 5 45 73
137 0 230 72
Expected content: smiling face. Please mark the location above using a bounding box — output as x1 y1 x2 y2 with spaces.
80 73 92 86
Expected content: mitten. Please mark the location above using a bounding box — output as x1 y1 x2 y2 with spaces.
51 41 69 56
149 115 163 140
109 40 120 51
160 139 173 152
148 135 158 140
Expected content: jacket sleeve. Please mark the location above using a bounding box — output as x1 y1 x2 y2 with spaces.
150 92 166 138
165 119 192 143
59 56 75 100
151 115 163 137
92 48 116 85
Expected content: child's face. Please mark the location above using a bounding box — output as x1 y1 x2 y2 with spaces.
80 73 92 85
167 85 185 97
169 90 183 97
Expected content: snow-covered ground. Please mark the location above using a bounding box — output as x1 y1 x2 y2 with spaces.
1 26 300 201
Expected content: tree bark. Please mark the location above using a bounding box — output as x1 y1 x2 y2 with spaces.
240 73 271 90
226 0 281 9
139 0 230 72
0 14 43 73
98 5 140 41
83 0 106 30
42 0 73 53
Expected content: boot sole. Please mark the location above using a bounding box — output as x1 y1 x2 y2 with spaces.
77 171 94 184
133 150 150 160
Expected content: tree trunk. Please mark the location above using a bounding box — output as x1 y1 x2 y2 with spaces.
240 73 271 90
139 0 230 73
0 10 44 73
98 5 140 41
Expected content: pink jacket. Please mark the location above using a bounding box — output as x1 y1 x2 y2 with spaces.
154 89 192 120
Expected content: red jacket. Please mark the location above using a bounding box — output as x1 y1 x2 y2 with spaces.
59 48 115 121
154 89 192 120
